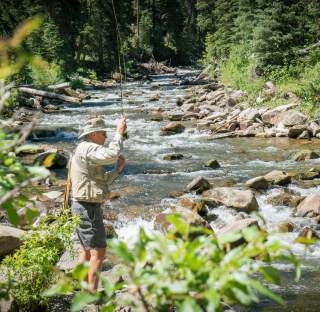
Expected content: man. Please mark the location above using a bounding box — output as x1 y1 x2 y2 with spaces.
70 115 127 291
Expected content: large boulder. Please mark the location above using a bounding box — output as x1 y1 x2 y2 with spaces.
288 125 308 138
203 187 259 212
295 194 320 217
289 150 320 161
160 122 185 136
261 104 298 125
264 170 291 186
278 110 307 127
0 225 25 256
186 176 211 193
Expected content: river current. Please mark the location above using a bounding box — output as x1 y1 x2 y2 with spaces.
36 69 320 311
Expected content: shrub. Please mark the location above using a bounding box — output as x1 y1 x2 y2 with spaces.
49 215 300 312
1 212 78 309
69 78 85 90
29 62 64 87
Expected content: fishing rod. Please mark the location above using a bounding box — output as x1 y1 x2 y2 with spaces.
111 0 126 118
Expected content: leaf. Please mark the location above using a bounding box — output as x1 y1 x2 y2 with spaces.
110 240 134 263
249 279 284 305
25 207 40 225
71 292 99 312
10 16 43 48
72 263 90 281
43 280 73 296
179 298 202 312
259 266 281 285
294 236 318 245
166 214 188 236
100 276 114 297
4 200 20 226
242 225 262 243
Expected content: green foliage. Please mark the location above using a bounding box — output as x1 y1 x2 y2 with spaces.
1 212 78 309
76 68 97 81
69 78 85 90
220 44 264 96
29 62 63 87
50 215 299 311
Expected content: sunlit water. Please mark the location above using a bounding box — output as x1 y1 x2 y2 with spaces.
36 69 320 311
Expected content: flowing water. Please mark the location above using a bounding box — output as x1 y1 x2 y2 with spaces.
35 69 320 311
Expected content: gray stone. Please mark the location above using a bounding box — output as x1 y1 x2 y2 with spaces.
261 104 298 125
160 122 185 136
295 194 320 217
288 125 308 138
278 110 307 127
264 170 291 186
186 176 210 193
204 159 221 169
245 176 269 190
266 191 304 208
289 150 320 161
298 226 319 240
203 187 259 212
0 225 25 256
34 150 68 169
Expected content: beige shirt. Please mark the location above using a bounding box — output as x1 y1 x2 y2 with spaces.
70 133 123 203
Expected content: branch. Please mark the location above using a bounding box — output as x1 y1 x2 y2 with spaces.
137 287 151 312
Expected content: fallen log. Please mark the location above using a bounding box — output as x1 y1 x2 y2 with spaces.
47 82 70 91
18 87 81 104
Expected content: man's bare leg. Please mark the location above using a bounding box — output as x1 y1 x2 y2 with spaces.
79 246 91 263
88 248 106 291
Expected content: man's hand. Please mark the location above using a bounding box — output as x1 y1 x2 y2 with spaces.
116 154 125 173
117 117 127 137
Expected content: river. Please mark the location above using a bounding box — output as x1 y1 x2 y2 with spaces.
35 69 320 311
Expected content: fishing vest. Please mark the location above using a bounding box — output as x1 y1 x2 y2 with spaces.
70 140 122 203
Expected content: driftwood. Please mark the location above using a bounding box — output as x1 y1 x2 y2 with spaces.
18 87 81 104
47 82 70 91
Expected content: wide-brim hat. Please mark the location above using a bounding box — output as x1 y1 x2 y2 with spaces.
78 116 108 139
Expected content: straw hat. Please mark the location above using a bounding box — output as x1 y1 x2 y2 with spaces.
78 116 108 139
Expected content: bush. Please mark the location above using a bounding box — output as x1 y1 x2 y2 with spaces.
1 212 78 309
50 215 300 312
76 67 97 80
29 62 64 87
69 78 85 90
220 44 265 97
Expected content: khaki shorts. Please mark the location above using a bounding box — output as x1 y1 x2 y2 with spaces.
71 201 106 249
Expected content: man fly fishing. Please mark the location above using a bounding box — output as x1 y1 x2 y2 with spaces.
70 116 127 291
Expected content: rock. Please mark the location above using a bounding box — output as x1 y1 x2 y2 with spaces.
216 218 259 246
264 170 291 186
206 112 227 121
309 121 320 136
154 208 210 232
204 159 221 169
163 154 184 161
150 113 164 121
176 97 183 106
41 190 64 201
149 94 160 101
289 150 320 161
298 130 311 139
160 122 185 136
167 112 184 121
238 108 260 122
203 187 259 212
181 103 195 112
288 125 308 138
16 144 45 155
298 226 319 240
278 110 307 127
100 264 128 285
178 198 195 209
186 176 211 193
0 225 25 256
205 213 219 222
245 176 269 190
266 190 304 208
299 168 320 180
261 104 298 125
0 298 14 312
295 194 320 217
169 191 185 198
192 200 209 218
278 222 295 233
34 151 68 169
